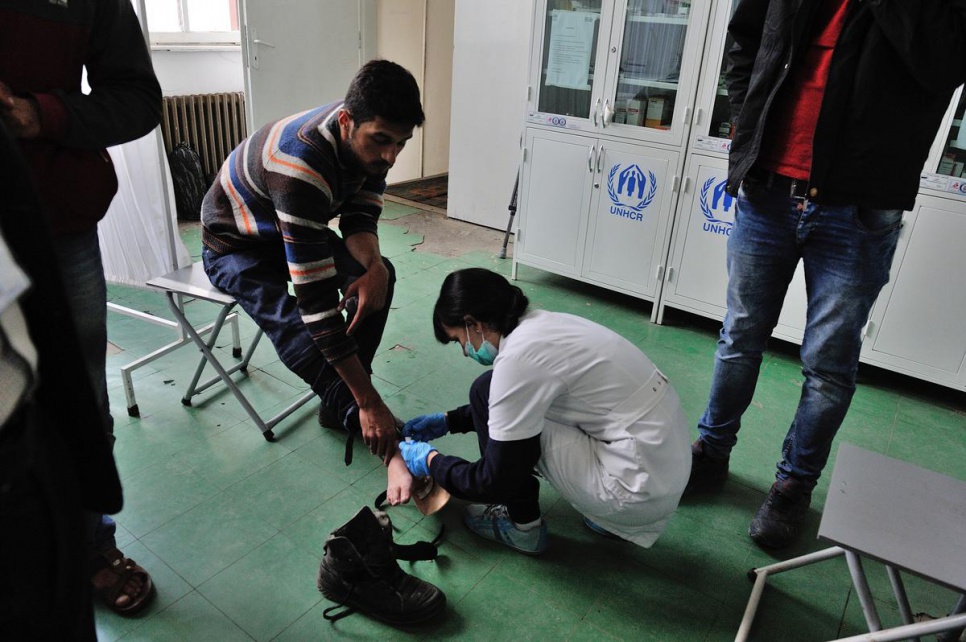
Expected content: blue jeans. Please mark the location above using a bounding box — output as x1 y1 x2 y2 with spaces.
51 230 117 558
697 181 903 490
202 232 395 426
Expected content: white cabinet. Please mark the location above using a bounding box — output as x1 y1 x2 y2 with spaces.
860 195 966 389
515 0 711 308
516 0 966 392
516 127 680 302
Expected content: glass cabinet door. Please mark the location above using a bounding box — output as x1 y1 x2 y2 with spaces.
934 89 966 178
690 0 738 155
604 0 697 139
529 0 606 129
704 0 738 140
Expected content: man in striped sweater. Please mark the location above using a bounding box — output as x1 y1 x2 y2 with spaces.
201 60 423 484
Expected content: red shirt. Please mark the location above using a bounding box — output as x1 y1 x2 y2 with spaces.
759 0 851 180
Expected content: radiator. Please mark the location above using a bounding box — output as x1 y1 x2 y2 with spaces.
160 92 247 179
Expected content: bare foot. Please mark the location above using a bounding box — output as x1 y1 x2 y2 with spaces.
386 451 414 505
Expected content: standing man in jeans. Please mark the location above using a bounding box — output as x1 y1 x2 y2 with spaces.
687 0 966 548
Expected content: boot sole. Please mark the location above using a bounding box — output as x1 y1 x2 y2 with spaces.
318 580 446 626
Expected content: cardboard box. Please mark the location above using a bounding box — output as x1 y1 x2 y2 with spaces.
938 153 956 175
645 97 665 128
626 99 643 126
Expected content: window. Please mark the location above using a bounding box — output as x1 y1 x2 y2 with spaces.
145 0 240 48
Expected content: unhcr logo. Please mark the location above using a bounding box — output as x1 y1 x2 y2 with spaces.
607 163 657 221
699 177 735 236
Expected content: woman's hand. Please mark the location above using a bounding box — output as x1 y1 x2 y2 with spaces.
402 413 448 441
399 440 437 477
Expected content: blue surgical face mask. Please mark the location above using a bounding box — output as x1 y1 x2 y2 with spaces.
464 323 499 366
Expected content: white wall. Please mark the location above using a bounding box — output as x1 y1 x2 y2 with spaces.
151 49 244 96
424 0 455 177
377 0 425 184
447 0 533 230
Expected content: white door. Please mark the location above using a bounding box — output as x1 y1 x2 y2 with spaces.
583 139 679 300
516 128 596 277
861 196 966 387
661 153 733 320
239 0 374 132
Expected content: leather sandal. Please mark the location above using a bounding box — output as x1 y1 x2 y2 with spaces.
91 547 155 615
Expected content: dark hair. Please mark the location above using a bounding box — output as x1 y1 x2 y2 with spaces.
343 59 425 128
432 268 530 343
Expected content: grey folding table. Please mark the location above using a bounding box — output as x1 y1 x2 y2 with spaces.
737 442 966 642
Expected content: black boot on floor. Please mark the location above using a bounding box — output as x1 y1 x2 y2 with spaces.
317 506 446 626
748 480 812 549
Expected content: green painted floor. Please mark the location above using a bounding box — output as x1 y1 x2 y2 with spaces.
96 202 966 641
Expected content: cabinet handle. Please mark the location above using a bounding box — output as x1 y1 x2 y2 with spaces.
588 144 595 172
597 145 604 172
683 176 692 193
684 105 692 125
695 108 703 126
666 267 675 283
672 175 680 193
656 265 665 282
593 97 600 127
603 99 614 127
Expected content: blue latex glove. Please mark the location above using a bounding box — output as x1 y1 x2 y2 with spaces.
402 412 448 441
399 440 437 478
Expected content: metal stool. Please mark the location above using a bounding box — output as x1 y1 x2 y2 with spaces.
142 262 315 441
737 443 966 642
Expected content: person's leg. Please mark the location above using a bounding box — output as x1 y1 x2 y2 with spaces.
52 230 152 611
51 232 115 550
203 232 396 424
330 238 396 373
466 371 541 523
203 245 355 425
696 186 802 459
779 204 903 488
748 203 903 549
51 230 112 437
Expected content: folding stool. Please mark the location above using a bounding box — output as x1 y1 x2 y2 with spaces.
737 443 966 642
140 262 316 441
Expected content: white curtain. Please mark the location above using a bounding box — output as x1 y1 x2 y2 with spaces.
97 0 191 288
99 133 191 286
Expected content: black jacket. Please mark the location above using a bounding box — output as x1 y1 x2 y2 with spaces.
725 0 966 210
0 0 162 235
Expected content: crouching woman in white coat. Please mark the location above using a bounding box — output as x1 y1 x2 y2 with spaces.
398 268 692 555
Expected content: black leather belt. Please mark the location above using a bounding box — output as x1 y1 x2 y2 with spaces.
748 169 811 198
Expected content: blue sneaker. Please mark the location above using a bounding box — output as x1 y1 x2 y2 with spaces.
463 504 548 555
583 517 624 540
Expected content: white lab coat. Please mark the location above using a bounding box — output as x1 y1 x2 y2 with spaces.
488 310 691 546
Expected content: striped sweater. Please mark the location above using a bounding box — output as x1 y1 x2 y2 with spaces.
201 102 385 364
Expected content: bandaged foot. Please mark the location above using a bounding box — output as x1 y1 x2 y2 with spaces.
386 452 414 505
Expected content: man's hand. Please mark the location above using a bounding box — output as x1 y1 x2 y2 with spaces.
0 81 41 139
358 399 398 465
341 260 388 335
